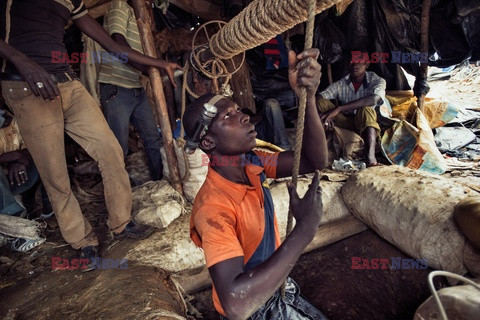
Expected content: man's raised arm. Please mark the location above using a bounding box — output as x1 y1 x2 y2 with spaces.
276 48 328 178
73 14 181 85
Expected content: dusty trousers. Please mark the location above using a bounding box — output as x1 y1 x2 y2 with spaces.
1 79 132 249
316 98 380 134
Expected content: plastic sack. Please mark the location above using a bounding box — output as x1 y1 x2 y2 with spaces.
332 158 366 172
455 0 480 17
386 91 458 129
429 2 472 67
313 12 347 65
462 13 480 61
414 280 480 320
381 108 447 174
132 180 185 229
160 139 208 204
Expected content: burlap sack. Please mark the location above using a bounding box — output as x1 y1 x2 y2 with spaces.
341 165 479 279
160 139 208 204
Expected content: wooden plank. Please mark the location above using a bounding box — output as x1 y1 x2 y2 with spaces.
304 215 367 253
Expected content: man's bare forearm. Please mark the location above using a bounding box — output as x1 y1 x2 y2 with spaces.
219 223 317 320
302 93 327 170
74 14 169 70
338 94 381 112
0 39 29 68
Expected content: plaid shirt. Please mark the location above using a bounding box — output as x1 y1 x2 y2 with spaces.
319 71 386 115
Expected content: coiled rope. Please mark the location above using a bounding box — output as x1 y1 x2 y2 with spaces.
210 0 342 60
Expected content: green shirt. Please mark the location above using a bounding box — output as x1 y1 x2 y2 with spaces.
98 0 144 88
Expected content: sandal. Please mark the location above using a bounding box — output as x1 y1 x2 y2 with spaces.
10 237 45 252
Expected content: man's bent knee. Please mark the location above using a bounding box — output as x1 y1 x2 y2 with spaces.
316 98 336 113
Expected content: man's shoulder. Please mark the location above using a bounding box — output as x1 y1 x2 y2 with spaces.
332 74 350 87
107 0 131 13
193 176 233 209
366 71 385 82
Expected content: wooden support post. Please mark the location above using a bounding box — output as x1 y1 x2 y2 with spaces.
131 0 183 195
327 64 333 85
228 55 256 113
417 0 432 112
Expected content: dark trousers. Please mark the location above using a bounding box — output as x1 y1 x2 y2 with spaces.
100 83 163 181
219 278 328 320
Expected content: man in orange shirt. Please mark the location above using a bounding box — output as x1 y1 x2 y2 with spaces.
184 48 328 319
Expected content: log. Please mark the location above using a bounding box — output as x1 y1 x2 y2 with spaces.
131 0 184 195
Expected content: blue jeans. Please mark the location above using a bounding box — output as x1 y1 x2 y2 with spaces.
100 83 163 181
219 278 328 320
0 162 39 216
256 99 291 150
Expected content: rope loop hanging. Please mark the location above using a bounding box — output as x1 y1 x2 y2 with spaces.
286 0 317 237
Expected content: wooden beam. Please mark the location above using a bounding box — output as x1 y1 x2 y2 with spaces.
176 216 368 294
417 0 432 112
131 0 184 195
169 0 224 21
304 215 367 253
227 55 256 113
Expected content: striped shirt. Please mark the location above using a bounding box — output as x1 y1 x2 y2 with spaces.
98 0 144 88
0 0 88 74
320 71 386 115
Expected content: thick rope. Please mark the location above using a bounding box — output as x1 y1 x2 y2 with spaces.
210 0 342 60
285 0 316 238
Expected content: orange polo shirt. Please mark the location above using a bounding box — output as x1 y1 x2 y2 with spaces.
190 150 281 316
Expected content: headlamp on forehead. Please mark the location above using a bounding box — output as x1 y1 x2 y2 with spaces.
184 96 223 154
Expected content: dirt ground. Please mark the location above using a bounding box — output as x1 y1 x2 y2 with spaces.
191 229 449 320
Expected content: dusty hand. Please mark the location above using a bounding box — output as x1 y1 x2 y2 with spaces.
8 162 28 186
288 48 321 97
320 108 339 131
287 170 324 232
15 57 60 101
158 61 183 88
